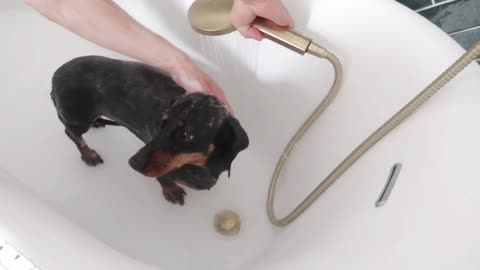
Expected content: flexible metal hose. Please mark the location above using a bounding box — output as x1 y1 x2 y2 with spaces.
267 41 480 227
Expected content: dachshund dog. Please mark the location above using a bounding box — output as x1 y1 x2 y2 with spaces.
51 56 249 205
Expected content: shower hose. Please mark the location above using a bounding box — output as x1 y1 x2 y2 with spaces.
267 41 480 227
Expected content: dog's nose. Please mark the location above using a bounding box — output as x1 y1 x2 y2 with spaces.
128 156 144 173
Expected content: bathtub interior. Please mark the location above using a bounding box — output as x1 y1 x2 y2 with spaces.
1 2 310 270
2 0 480 270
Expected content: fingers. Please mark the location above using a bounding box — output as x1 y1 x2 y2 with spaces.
232 0 295 40
231 0 263 40
171 64 235 115
257 0 293 27
170 52 235 114
206 78 235 115
242 27 263 41
235 22 263 40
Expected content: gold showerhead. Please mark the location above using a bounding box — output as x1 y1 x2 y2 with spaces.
188 0 236 36
187 0 313 54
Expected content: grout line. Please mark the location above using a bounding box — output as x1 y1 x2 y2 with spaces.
431 0 435 5
449 25 480 35
415 0 460 12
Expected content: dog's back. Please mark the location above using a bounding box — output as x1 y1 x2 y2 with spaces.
51 55 186 140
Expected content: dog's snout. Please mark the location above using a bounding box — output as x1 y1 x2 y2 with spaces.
128 156 144 173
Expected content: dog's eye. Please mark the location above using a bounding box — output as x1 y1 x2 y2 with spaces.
182 130 194 141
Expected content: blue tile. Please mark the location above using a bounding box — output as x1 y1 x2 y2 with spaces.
419 0 480 33
450 28 480 50
396 0 432 10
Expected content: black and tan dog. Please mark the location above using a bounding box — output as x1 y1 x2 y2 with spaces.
51 56 249 205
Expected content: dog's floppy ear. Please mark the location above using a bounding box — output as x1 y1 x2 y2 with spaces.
207 117 249 178
128 142 155 174
228 118 249 162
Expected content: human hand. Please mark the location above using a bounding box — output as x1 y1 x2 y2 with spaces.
231 0 294 40
169 54 234 114
25 0 234 113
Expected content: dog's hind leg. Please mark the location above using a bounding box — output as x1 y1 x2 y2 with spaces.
51 83 105 166
65 126 104 166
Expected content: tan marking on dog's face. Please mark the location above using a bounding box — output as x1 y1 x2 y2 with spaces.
143 151 208 178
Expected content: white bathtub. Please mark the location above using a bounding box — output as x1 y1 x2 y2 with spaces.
1 0 480 269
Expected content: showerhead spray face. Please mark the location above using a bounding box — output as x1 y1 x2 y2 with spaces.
188 0 236 36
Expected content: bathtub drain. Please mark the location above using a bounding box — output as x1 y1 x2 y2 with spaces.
214 210 241 236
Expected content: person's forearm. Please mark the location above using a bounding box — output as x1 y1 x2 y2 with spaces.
25 0 186 72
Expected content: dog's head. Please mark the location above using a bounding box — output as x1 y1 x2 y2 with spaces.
128 92 249 186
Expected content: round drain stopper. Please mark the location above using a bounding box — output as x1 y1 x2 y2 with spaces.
214 210 241 236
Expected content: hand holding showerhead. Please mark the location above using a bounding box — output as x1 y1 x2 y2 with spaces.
230 0 294 40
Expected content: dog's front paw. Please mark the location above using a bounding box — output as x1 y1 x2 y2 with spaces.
162 183 187 205
81 148 104 166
